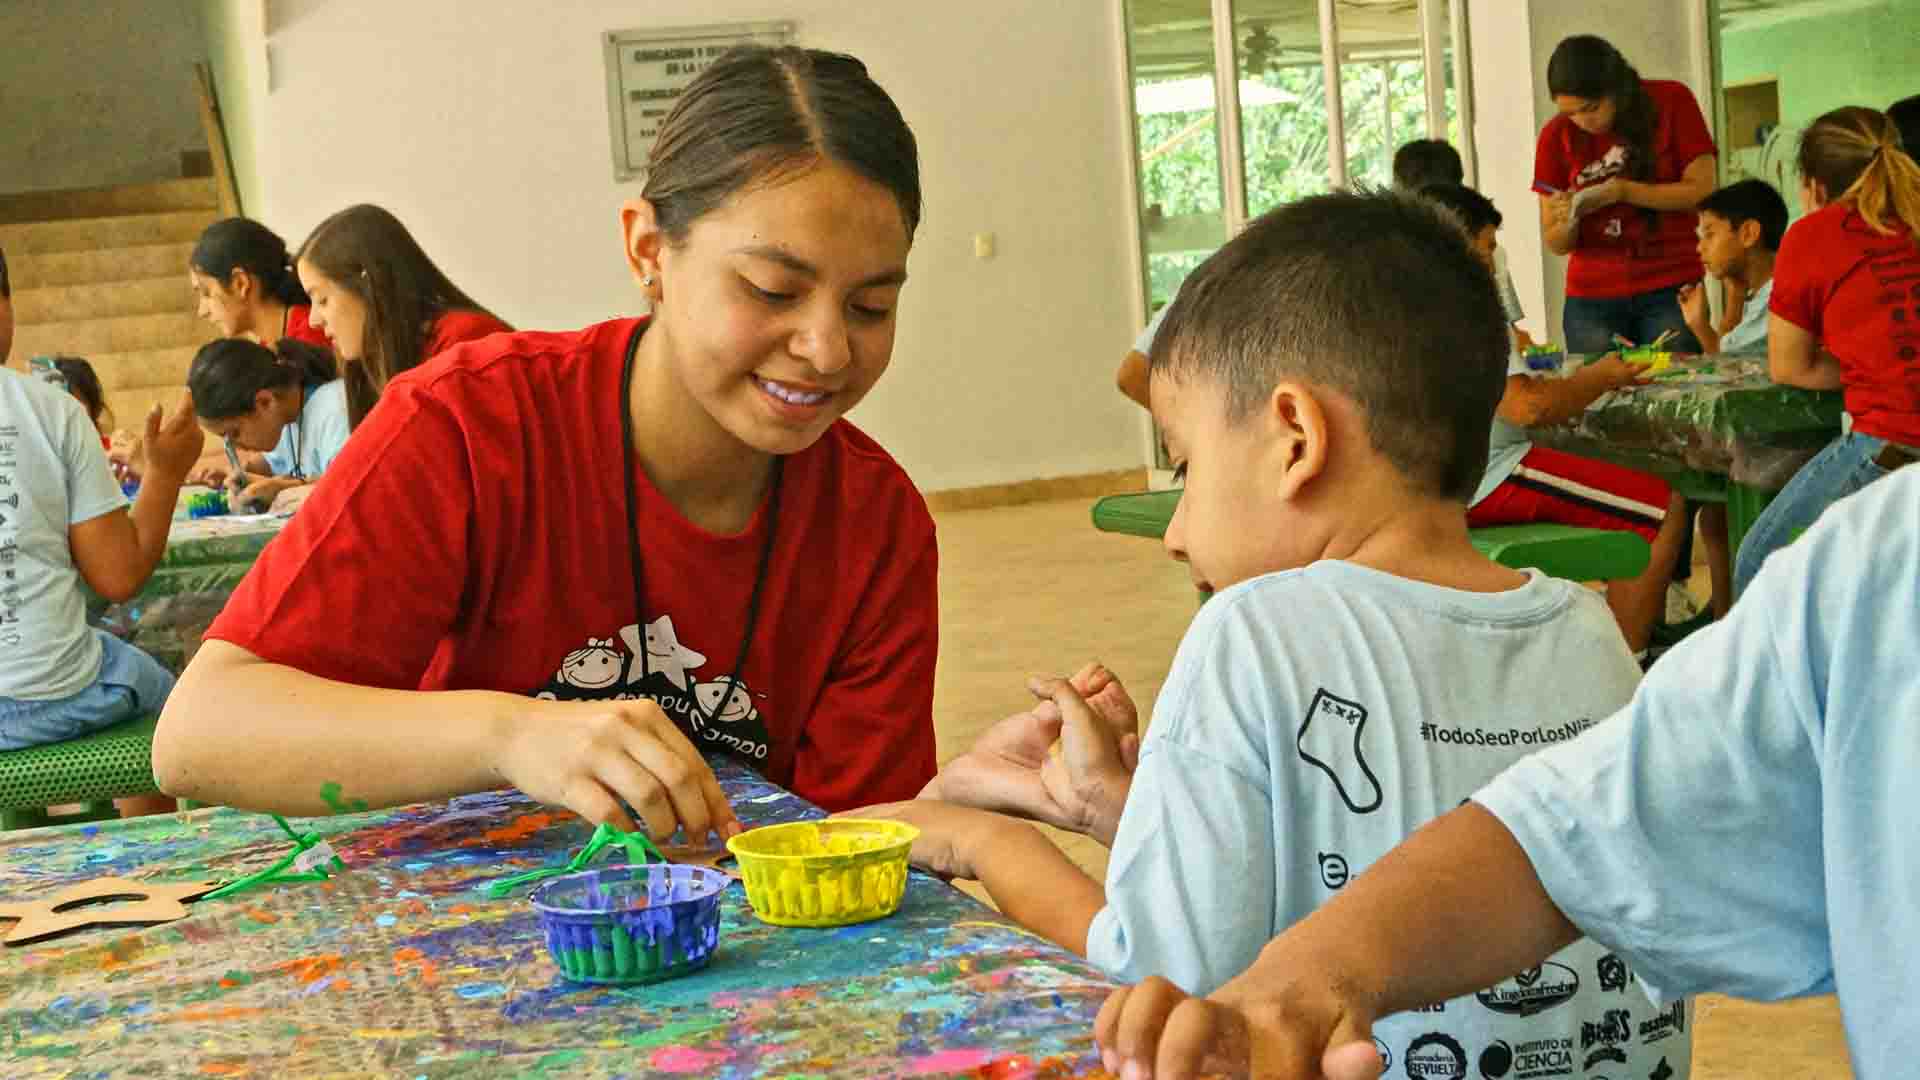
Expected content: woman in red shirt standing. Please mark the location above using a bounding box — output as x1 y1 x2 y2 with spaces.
189 218 331 350
1734 106 1920 593
293 204 512 427
154 46 938 835
1534 36 1718 353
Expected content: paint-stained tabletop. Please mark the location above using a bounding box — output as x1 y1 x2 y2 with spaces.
0 761 1116 1077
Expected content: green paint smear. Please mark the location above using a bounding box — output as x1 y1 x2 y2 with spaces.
14 1045 80 1059
621 1018 715 1050
513 1049 586 1079
319 782 369 815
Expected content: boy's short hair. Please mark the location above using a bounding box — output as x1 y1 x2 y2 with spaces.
1418 183 1503 234
1392 139 1465 190
1890 95 1920 159
1147 189 1509 503
1696 178 1788 250
0 245 10 299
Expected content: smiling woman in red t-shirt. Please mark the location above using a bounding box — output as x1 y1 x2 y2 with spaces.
153 46 938 837
1732 106 1920 594
1533 36 1718 354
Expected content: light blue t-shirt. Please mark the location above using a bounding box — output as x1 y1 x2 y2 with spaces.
1475 466 1920 1079
261 379 350 480
1086 560 1689 1074
1718 277 1772 355
1474 347 1534 507
0 370 129 700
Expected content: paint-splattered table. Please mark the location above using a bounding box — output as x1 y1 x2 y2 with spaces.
89 513 288 673
0 760 1116 1077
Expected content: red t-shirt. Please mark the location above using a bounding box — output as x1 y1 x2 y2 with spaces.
1770 204 1920 445
207 317 939 811
283 305 330 349
1533 79 1717 299
423 309 512 361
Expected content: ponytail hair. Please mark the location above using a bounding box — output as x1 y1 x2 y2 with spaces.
51 356 112 430
1548 36 1657 183
191 218 310 307
188 337 338 421
1799 106 1920 245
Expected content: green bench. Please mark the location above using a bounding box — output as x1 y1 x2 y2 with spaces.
1091 490 1651 582
0 714 164 831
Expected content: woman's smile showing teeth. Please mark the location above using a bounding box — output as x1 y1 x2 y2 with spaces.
755 375 832 409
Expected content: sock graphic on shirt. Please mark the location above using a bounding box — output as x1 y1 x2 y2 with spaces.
1297 688 1382 814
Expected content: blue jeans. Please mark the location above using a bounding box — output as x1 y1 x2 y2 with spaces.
1562 284 1702 354
0 631 174 750
1734 432 1893 596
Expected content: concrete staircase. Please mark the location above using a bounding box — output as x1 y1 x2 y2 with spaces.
1 177 220 429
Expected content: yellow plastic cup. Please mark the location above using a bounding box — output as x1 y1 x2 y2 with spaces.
725 819 918 927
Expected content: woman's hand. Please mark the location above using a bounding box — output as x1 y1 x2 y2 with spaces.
493 696 742 841
1545 192 1574 228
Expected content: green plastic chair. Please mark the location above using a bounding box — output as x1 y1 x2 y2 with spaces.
0 714 162 831
1091 491 1651 581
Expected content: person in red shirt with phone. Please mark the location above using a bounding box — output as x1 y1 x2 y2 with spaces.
1735 105 1920 594
1534 35 1717 354
153 46 939 836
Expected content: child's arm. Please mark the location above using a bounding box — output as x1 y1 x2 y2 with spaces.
69 394 204 601
1678 282 1721 354
1496 353 1643 428
855 800 1106 954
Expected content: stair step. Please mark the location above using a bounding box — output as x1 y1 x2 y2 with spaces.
0 210 218 256
0 178 219 225
7 242 197 290
11 275 195 325
55 345 199 393
103 386 195 434
11 312 214 360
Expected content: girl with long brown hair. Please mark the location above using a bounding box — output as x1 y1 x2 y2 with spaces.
294 204 510 426
1736 105 1920 594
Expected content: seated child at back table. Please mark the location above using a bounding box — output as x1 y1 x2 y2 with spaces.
859 190 1691 1078
1678 178 1786 357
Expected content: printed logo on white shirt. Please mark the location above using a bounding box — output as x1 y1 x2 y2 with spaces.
1297 688 1381 813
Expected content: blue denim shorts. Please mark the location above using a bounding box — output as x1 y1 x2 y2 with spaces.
0 631 175 751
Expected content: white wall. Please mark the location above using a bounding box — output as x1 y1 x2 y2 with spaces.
0 0 210 194
230 0 1145 493
1467 0 1710 343
200 0 271 217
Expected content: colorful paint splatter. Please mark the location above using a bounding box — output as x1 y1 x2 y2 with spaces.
0 762 1117 1077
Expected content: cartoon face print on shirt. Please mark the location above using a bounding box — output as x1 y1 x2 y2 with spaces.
534 614 775 764
1574 144 1631 188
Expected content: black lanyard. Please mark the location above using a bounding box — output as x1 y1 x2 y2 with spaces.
618 323 783 730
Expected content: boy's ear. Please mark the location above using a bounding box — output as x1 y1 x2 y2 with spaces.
1267 380 1330 501
1735 217 1764 248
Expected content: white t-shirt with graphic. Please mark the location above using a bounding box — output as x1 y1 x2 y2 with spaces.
1086 561 1691 1079
0 370 129 700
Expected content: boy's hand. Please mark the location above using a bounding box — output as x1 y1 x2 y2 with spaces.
1677 282 1709 330
142 392 207 480
1586 352 1646 391
920 662 1140 845
843 800 1014 881
492 697 742 841
1095 972 1384 1080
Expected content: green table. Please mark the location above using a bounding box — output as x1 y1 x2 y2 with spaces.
1091 492 1651 581
90 514 287 673
1524 353 1843 572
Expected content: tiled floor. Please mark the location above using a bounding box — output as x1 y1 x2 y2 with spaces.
928 496 1852 1079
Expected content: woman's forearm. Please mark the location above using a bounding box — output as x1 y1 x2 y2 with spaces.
155 640 524 815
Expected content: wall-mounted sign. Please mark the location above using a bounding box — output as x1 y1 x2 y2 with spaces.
603 20 796 182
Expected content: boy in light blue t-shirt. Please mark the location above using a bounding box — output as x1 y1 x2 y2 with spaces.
1678 178 1786 356
862 191 1689 1076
